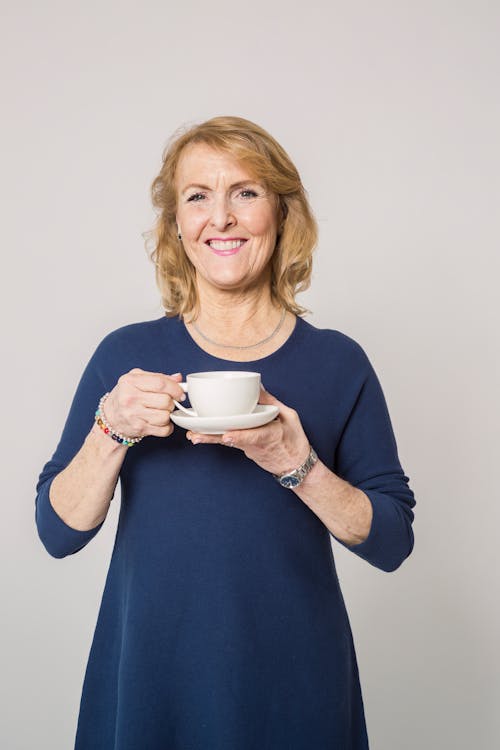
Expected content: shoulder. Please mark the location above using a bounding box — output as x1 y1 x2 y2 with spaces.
90 315 177 366
297 317 371 372
97 316 166 347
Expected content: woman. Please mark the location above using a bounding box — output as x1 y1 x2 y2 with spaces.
36 116 416 749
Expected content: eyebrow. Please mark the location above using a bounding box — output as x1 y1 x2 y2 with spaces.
181 180 260 195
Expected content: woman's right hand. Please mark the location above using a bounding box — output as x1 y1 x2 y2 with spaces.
102 369 185 439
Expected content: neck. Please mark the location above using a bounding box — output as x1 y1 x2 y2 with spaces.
187 278 282 347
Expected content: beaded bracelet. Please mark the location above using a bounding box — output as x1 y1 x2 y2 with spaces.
94 393 143 447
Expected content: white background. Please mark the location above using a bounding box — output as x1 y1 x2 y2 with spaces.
1 1 499 748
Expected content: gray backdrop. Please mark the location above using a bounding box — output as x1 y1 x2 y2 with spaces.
1 1 499 748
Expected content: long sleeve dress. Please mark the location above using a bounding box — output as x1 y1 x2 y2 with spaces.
35 314 416 750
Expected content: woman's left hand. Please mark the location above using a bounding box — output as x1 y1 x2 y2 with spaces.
186 386 311 477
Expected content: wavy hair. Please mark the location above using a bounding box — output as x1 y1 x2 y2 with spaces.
146 116 318 319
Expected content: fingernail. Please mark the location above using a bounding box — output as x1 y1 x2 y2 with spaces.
192 438 200 445
222 435 233 445
171 372 181 378
180 393 187 401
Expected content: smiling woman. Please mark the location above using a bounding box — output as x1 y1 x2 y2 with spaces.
174 144 281 311
147 116 317 334
35 115 416 750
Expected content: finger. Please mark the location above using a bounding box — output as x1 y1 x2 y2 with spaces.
191 428 252 446
221 413 284 446
221 427 265 446
221 431 242 445
147 422 174 438
141 408 172 428
129 368 182 381
258 384 282 407
128 371 185 400
259 385 300 422
258 384 291 414
141 392 176 411
186 431 225 446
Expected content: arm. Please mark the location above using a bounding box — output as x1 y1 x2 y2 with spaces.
186 357 415 572
279 356 415 571
324 355 416 571
292 460 374 547
36 337 185 557
184 391 375 547
36 342 112 558
48 423 127 533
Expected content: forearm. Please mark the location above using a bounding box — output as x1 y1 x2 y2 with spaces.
49 423 127 531
293 459 373 546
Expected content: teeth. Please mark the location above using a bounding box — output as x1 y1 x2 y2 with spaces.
208 240 246 251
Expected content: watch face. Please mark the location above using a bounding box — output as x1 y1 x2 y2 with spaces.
280 475 300 489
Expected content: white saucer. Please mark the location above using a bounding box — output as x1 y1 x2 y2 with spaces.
170 404 279 434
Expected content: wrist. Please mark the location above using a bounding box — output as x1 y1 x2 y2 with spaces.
95 392 143 448
87 422 129 456
292 458 328 494
272 445 318 489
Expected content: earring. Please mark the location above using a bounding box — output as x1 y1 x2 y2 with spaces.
177 227 182 240
178 233 182 240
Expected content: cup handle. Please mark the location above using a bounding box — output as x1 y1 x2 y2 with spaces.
173 382 197 415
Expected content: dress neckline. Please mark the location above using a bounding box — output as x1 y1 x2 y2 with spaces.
171 313 303 365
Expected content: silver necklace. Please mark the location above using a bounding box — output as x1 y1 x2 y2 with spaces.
191 308 287 350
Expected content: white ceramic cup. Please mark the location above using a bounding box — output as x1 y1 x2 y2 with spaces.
173 371 261 418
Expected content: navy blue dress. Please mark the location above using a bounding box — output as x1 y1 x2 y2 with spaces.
36 315 416 749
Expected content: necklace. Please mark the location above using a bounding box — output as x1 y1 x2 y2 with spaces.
191 308 287 350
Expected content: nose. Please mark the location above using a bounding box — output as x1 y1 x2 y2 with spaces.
209 193 236 230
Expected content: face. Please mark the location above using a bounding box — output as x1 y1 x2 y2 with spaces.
175 143 280 296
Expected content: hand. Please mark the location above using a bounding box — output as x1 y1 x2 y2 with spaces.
186 385 311 476
103 369 186 439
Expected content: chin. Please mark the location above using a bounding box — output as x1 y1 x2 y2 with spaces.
197 262 269 293
202 268 252 289
209 278 250 291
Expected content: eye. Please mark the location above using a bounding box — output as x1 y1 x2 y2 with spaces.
239 189 258 199
187 192 206 202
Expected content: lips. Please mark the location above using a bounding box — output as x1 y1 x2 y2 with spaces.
206 238 247 255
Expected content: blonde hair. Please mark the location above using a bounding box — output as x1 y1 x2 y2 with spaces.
146 115 318 319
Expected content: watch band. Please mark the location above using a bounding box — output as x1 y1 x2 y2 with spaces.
273 446 318 489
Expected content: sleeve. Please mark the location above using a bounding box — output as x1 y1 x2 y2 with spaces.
333 350 416 572
35 342 109 559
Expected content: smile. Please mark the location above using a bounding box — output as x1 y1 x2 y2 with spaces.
206 239 247 255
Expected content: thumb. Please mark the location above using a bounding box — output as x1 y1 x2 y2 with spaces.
258 383 282 406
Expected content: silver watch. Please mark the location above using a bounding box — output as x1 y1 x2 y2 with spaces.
273 446 318 489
